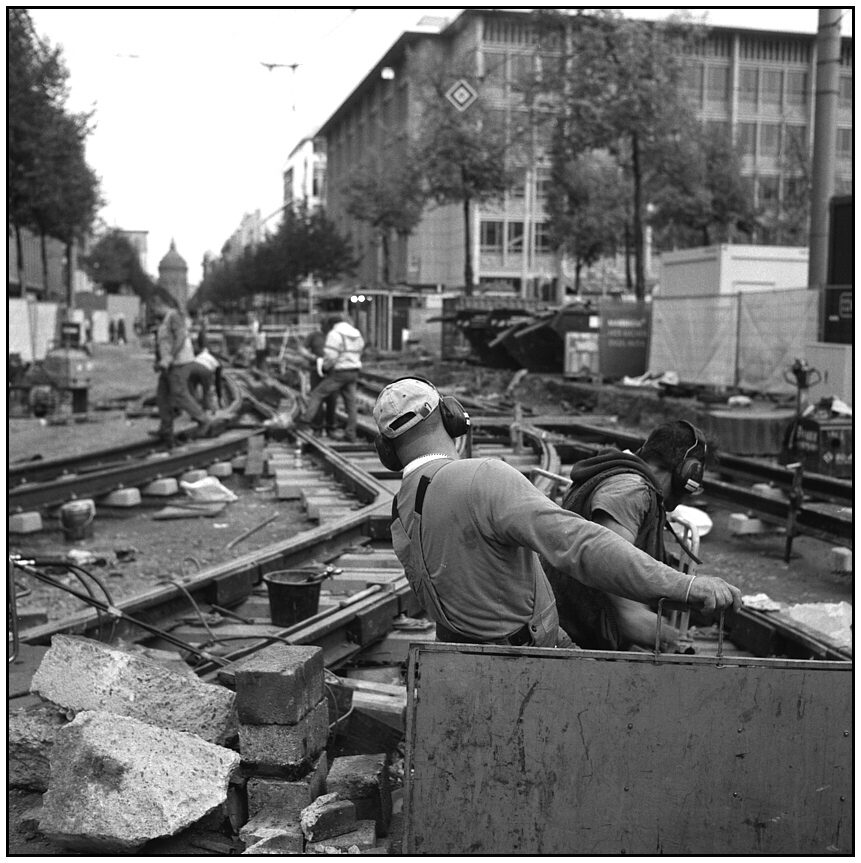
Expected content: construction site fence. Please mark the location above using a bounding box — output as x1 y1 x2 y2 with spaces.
648 287 822 393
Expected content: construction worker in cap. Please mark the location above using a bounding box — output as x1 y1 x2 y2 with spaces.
543 421 710 652
373 377 742 648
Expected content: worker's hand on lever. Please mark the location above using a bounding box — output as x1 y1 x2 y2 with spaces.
687 575 743 614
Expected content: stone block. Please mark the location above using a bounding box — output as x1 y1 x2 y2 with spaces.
306 820 377 853
9 512 43 534
142 477 179 496
829 546 853 573
209 461 233 478
326 753 392 837
239 699 329 769
242 833 304 855
100 488 142 507
728 513 767 535
39 710 240 853
234 644 324 725
180 469 208 484
300 793 357 842
246 755 328 819
231 455 247 471
9 705 68 791
30 634 237 745
240 806 305 851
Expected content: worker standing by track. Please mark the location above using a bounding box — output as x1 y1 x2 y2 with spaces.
543 421 709 652
373 377 742 647
296 314 364 443
151 294 212 446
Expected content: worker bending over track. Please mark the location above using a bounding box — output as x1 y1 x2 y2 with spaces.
544 421 710 652
373 378 742 648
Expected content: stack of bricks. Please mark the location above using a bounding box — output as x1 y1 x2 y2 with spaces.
233 644 331 852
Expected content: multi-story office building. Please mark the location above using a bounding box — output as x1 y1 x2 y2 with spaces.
318 9 852 298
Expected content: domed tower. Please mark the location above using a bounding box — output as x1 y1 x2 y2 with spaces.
158 239 189 309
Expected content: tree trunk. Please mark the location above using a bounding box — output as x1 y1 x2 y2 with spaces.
624 222 633 290
631 130 645 300
14 224 25 297
65 240 75 308
381 230 391 286
39 230 49 299
574 258 582 294
462 168 474 296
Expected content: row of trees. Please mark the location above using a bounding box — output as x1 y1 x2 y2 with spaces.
193 204 357 314
8 9 103 302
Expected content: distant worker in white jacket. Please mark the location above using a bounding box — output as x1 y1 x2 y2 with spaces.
296 314 365 442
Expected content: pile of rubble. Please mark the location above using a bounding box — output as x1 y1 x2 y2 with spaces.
10 634 397 854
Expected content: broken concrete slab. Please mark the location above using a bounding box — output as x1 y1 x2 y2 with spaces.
39 710 240 853
30 634 237 745
9 705 68 791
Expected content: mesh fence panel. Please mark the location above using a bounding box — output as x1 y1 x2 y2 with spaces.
649 289 821 392
736 289 819 392
648 295 738 386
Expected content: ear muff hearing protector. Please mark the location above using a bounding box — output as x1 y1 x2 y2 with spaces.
671 420 707 495
374 376 470 472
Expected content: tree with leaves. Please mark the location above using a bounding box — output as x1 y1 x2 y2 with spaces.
341 141 426 286
82 230 157 300
413 53 526 294
8 8 102 300
536 10 714 298
546 149 629 293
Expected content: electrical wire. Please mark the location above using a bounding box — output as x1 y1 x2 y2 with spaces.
162 578 221 643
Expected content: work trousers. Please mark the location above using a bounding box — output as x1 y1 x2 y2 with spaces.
308 367 337 432
157 363 207 433
301 369 358 441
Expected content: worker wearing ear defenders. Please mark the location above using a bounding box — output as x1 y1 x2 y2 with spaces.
374 378 741 648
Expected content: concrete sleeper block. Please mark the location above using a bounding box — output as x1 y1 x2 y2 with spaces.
300 793 357 842
142 478 179 496
9 512 44 534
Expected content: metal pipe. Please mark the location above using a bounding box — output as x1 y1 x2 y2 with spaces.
808 8 842 289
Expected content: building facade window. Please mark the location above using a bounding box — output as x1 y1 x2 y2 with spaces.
506 221 524 253
535 167 551 202
758 176 779 208
785 71 808 107
836 128 852 159
761 69 783 107
480 220 504 251
683 62 704 106
784 124 808 156
483 50 506 85
760 122 781 157
738 122 757 156
534 222 552 253
738 67 758 108
839 75 852 108
704 65 730 103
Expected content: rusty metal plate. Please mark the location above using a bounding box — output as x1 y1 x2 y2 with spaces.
404 644 852 855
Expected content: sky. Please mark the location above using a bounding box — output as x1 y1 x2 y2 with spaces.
28 7 853 286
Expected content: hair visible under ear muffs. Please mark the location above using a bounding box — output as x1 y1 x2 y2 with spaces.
671 420 707 495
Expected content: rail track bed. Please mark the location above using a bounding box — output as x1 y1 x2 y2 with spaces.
9 370 852 713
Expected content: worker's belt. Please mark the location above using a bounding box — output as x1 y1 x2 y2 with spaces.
435 620 534 647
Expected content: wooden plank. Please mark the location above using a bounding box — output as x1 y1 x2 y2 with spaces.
404 644 852 855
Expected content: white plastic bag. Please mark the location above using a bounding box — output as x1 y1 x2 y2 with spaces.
180 475 238 502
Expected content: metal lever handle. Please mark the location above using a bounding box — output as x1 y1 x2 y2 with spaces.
655 598 724 662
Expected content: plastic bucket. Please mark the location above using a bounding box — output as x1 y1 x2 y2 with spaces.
263 569 323 627
59 499 96 540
